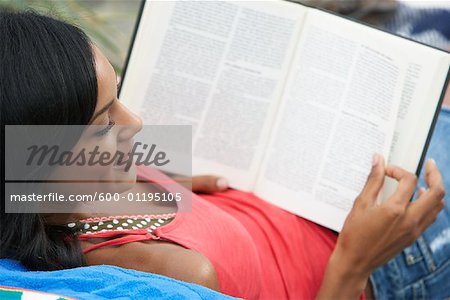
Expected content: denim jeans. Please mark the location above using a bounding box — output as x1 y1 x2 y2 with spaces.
370 107 450 299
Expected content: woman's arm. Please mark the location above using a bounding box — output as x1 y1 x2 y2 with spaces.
317 155 445 299
84 240 220 291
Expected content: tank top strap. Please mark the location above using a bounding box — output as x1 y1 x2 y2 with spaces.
80 230 156 253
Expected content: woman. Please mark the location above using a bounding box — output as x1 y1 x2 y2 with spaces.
0 10 448 300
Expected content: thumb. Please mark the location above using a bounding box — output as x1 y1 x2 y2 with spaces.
360 153 386 202
192 176 229 194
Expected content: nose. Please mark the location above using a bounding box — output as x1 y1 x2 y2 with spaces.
114 101 143 141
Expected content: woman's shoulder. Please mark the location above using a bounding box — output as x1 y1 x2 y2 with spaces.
83 239 220 291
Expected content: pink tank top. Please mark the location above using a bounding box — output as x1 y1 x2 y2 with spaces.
78 166 345 299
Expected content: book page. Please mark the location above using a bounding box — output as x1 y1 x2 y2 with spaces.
119 0 307 191
255 10 413 231
383 53 449 198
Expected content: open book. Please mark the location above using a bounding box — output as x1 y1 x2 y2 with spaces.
119 0 450 231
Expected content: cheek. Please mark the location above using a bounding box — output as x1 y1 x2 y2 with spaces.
60 134 120 180
91 135 120 177
44 134 137 196
94 135 138 188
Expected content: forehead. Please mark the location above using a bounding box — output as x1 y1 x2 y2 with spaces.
93 46 116 111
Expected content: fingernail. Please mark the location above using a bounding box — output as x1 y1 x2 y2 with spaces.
429 158 436 165
216 178 229 190
372 153 379 167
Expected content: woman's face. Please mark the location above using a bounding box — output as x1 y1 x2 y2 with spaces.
49 46 143 195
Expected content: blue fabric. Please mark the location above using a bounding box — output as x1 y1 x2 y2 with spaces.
0 259 236 300
383 3 450 50
410 10 450 39
370 108 450 299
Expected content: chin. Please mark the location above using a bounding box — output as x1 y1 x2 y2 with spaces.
108 164 137 192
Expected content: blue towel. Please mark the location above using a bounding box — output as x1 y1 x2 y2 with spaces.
0 259 236 300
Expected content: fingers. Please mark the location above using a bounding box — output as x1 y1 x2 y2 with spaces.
420 198 445 230
406 196 444 239
424 159 445 199
192 176 229 194
417 187 426 198
414 160 445 211
359 154 385 205
407 160 446 229
385 165 417 206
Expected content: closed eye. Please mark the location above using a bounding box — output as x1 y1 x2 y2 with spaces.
95 118 115 137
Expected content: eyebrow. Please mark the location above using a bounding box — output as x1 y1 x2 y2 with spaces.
89 99 115 124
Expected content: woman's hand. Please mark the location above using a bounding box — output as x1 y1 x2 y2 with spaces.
317 154 446 300
191 175 229 194
171 174 229 194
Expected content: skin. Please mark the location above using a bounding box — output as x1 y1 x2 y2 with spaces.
44 46 229 224
45 46 224 291
443 81 450 107
53 46 446 298
318 157 445 299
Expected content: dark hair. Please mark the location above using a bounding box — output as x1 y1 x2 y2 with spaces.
0 9 98 270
